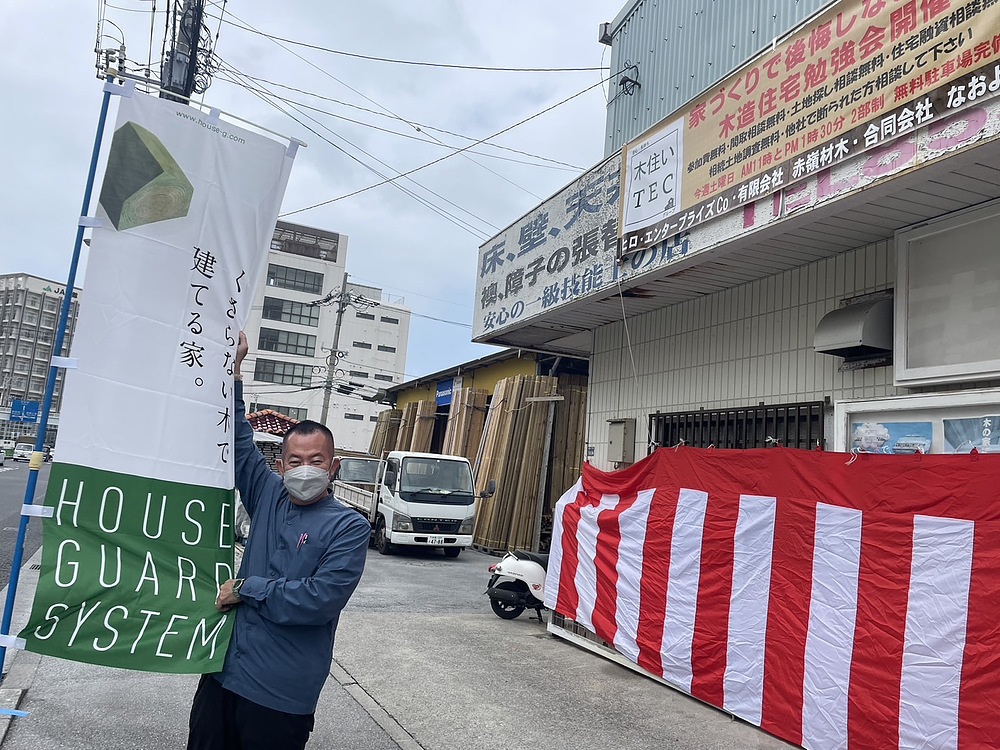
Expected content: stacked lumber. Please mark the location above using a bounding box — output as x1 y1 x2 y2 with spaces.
441 387 488 462
368 409 402 457
394 402 418 452
472 375 559 552
557 372 588 390
547 382 589 513
408 400 437 453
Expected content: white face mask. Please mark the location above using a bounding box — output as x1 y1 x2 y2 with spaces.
282 466 330 503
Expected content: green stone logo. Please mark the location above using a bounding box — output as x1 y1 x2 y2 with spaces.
99 121 194 231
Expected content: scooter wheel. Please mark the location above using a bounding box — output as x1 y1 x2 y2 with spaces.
490 581 525 620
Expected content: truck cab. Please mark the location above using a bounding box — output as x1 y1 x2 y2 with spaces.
335 451 483 557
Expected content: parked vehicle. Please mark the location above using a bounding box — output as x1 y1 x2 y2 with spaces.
12 443 34 462
486 549 548 620
334 452 492 557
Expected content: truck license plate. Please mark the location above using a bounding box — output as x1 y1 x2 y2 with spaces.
428 535 445 545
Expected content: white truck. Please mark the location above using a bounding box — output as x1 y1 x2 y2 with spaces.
333 451 492 557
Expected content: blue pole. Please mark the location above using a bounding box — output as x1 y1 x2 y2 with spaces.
0 78 116 677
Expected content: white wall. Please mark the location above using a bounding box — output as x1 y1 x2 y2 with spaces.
334 301 410 451
587 239 901 469
241 248 343 425
240 239 411 453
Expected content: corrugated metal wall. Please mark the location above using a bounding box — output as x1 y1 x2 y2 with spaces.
587 238 898 468
605 0 832 155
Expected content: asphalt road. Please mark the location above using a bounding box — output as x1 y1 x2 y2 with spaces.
0 527 793 749
0 461 46 592
334 545 793 750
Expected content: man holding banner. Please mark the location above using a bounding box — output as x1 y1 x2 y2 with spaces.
187 332 371 750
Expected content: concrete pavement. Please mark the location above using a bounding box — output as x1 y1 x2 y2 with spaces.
0 545 794 749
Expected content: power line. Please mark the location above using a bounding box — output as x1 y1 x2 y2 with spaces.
282 69 619 217
219 64 494 238
246 299 469 321
215 74 575 173
105 2 162 13
214 14 609 73
218 61 495 240
216 9 546 201
337 357 442 383
347 275 473 310
409 311 472 328
228 74 584 171
239 360 396 402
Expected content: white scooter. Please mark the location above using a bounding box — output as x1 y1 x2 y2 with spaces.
486 549 548 621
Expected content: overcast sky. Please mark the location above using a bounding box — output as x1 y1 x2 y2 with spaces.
0 0 622 379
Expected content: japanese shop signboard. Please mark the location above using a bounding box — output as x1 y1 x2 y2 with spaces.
473 154 681 340
20 92 295 672
620 0 1000 253
474 155 621 338
475 96 1000 341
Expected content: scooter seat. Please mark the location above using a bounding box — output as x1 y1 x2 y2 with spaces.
513 549 549 569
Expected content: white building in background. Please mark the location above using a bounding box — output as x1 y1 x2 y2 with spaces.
241 220 410 451
0 273 81 445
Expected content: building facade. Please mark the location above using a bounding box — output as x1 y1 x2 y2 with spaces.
241 220 410 452
603 0 830 155
475 0 1000 467
385 348 588 454
0 273 80 445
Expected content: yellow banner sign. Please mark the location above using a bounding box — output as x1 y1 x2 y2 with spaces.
620 0 1000 253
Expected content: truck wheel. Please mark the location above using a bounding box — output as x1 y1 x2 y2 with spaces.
443 547 461 558
375 518 394 556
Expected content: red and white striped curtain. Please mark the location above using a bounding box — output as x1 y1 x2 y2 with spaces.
545 448 1000 749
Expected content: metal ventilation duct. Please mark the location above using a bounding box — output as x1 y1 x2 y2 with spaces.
814 298 893 360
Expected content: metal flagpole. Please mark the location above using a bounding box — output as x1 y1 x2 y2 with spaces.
0 76 117 677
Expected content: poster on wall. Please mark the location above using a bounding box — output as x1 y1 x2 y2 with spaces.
944 415 1000 454
850 421 933 454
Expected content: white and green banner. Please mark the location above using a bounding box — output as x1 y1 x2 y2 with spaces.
19 91 295 673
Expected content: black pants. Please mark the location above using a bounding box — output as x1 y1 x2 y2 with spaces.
187 674 315 750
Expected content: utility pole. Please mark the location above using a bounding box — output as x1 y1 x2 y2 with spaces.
316 273 379 425
160 0 209 102
320 271 350 426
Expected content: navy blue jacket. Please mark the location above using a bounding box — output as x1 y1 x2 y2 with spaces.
214 380 370 714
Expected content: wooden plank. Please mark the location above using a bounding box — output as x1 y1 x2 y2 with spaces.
369 408 402 457
395 402 417 453
409 400 437 453
441 388 464 456
463 390 488 464
473 375 570 551
449 387 488 461
474 377 511 547
491 376 522 549
382 408 401 458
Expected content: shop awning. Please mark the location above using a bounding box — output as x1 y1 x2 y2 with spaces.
477 136 1000 357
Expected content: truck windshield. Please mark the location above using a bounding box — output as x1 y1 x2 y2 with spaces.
338 458 380 484
400 457 474 495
